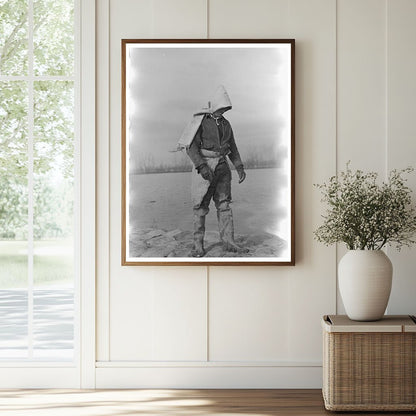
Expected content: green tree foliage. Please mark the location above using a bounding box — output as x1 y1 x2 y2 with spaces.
0 81 28 178
34 81 74 177
0 177 27 238
0 0 28 75
0 0 74 240
34 177 73 239
0 82 28 238
33 0 74 75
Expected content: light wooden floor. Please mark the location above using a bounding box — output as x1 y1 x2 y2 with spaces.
0 389 413 415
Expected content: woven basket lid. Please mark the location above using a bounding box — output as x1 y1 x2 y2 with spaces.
322 315 416 333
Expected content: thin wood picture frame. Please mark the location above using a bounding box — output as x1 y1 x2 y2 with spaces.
122 39 295 266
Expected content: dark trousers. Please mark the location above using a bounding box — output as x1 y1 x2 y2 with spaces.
194 160 232 216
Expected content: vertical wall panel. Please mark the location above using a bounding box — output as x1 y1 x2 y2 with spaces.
151 271 207 361
208 1 293 363
96 0 110 362
286 0 337 361
151 0 207 37
110 268 207 361
209 0 289 37
386 0 416 314
106 0 209 361
336 0 387 313
110 271 154 360
209 268 290 361
337 0 387 171
208 0 336 364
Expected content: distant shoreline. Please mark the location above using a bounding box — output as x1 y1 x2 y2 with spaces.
130 165 280 175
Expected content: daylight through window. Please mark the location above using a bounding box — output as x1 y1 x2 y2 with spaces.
0 0 77 361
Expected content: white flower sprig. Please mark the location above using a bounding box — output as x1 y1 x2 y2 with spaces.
314 163 416 250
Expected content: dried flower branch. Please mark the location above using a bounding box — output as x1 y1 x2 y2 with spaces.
314 163 416 250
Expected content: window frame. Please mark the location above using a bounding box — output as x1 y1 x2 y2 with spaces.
0 0 96 388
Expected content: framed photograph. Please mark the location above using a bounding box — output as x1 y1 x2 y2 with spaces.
122 39 295 265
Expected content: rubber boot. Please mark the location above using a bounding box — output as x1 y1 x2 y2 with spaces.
191 214 206 257
217 209 249 253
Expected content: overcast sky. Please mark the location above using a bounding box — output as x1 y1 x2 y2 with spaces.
126 44 291 171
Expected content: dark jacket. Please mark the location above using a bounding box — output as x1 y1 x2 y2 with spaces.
187 115 244 170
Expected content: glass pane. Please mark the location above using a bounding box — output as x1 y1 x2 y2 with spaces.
33 81 74 254
0 0 28 75
33 80 74 359
33 287 74 360
0 289 28 359
0 81 28 245
33 80 74 177
0 81 28 359
33 0 74 76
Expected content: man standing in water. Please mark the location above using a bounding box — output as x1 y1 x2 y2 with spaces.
178 86 248 257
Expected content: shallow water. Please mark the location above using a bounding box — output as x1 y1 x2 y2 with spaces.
129 168 289 239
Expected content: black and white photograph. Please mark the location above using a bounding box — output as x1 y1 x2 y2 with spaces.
122 40 295 265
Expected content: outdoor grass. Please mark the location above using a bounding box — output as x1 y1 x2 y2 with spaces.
0 240 73 289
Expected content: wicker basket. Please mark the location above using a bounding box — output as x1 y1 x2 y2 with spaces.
322 315 416 411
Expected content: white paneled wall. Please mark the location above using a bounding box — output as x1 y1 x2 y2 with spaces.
386 0 416 314
336 0 388 313
96 0 416 388
337 0 387 171
209 267 290 362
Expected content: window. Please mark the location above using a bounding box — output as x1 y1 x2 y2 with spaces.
0 0 77 361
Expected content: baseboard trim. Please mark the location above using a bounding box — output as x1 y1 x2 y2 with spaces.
96 366 323 388
96 360 321 368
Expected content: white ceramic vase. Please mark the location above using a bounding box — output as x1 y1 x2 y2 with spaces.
338 250 393 321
